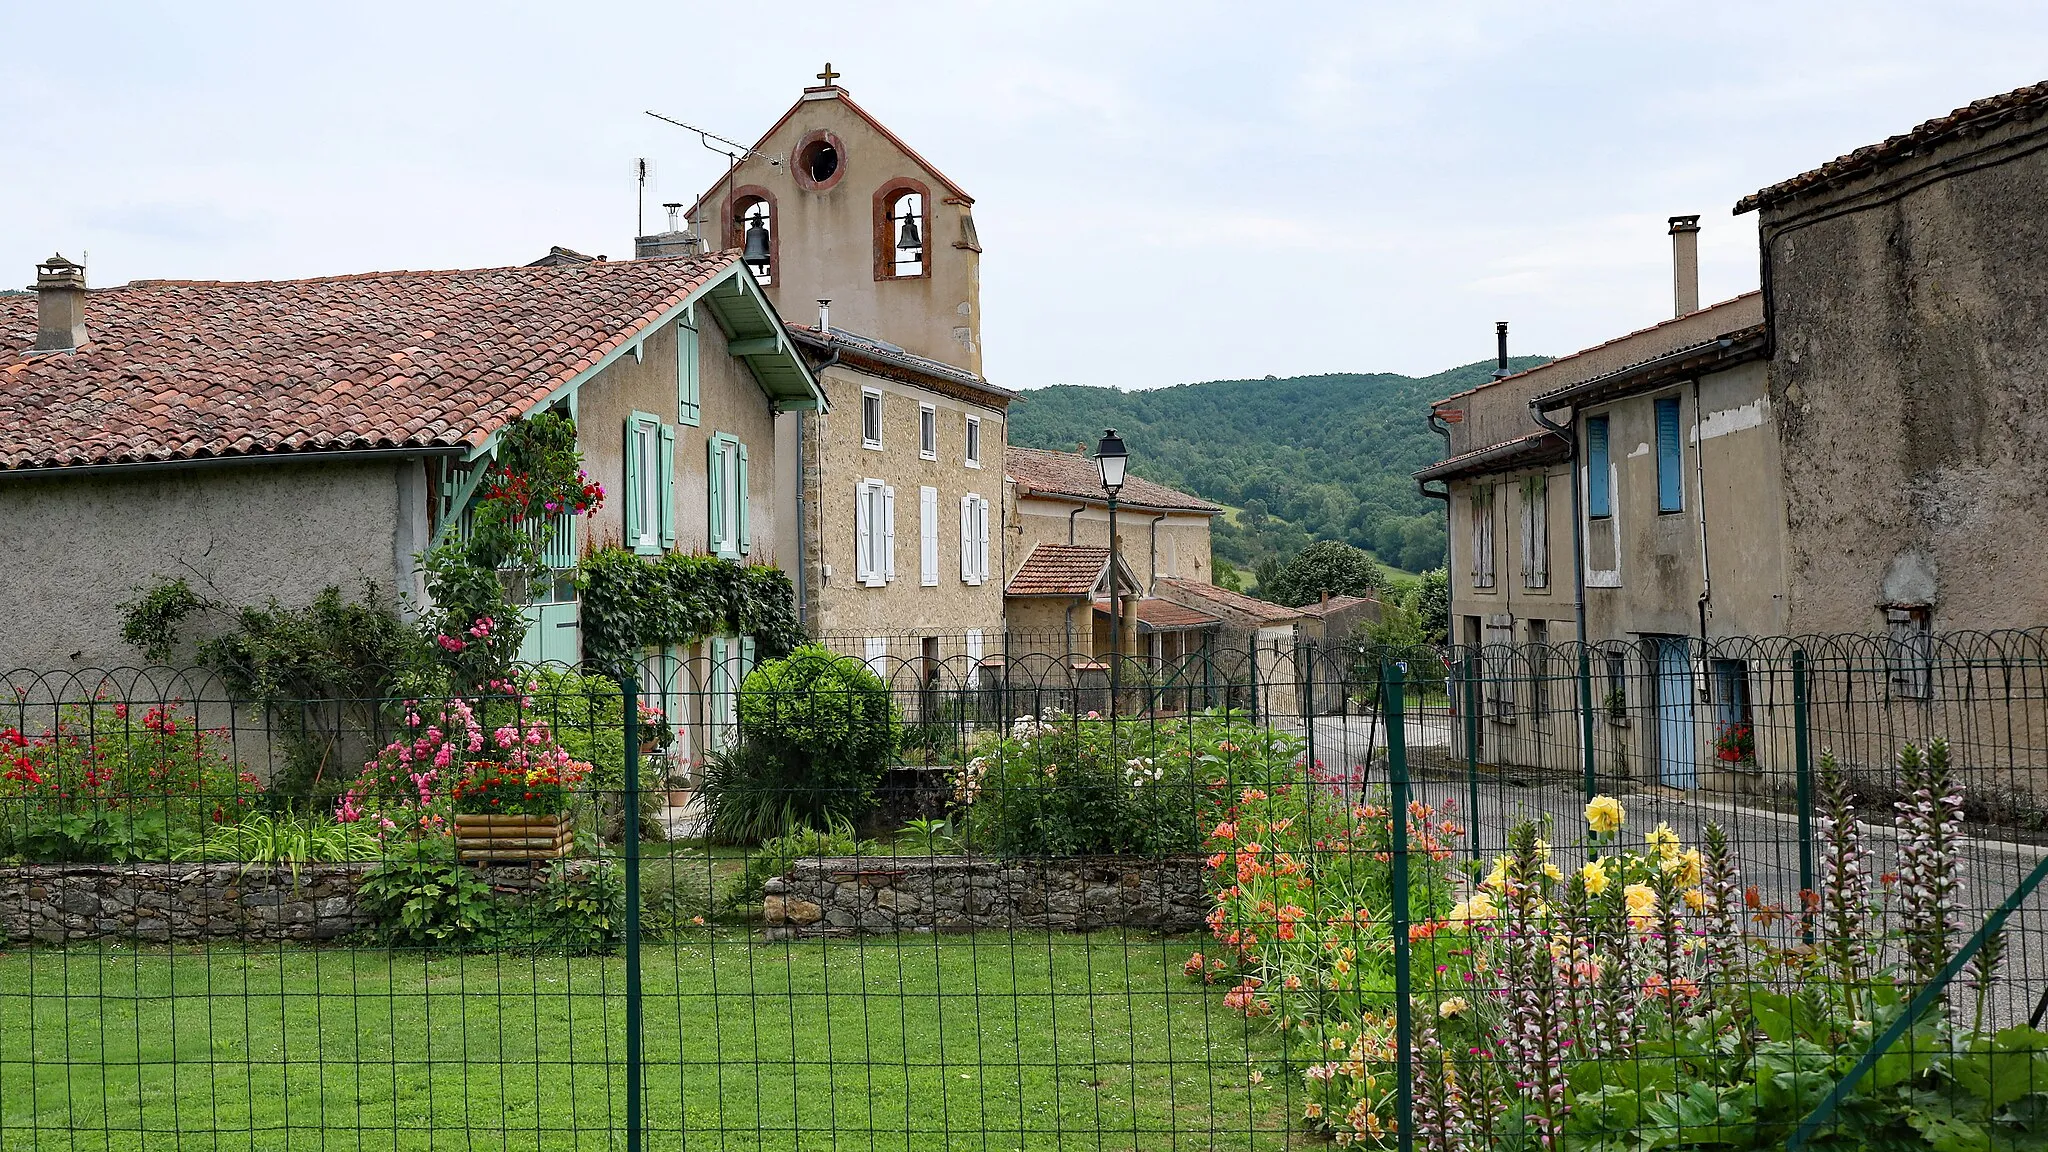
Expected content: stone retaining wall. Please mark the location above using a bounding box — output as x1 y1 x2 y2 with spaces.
761 855 1209 941
2 862 551 944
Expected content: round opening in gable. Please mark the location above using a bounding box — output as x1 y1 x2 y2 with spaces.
792 130 847 191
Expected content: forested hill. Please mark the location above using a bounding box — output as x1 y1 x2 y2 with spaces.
1007 357 1550 577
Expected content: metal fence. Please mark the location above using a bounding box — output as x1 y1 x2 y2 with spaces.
2 631 2047 1148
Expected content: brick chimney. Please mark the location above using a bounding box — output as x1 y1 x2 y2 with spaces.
1668 216 1700 317
34 254 88 351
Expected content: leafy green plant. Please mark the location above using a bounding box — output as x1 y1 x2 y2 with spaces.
354 837 496 948
1261 540 1385 607
896 816 959 855
494 860 625 952
727 819 876 910
175 812 383 881
576 549 804 677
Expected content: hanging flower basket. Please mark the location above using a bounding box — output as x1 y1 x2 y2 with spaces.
453 812 576 862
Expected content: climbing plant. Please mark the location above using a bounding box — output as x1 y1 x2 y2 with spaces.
576 549 804 677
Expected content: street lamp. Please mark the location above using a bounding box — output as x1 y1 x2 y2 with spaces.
1095 430 1128 707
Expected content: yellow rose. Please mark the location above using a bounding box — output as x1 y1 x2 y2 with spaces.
1450 892 1497 922
1543 862 1564 882
1645 822 1681 861
1438 996 1470 1019
1676 848 1704 887
1483 856 1510 893
1683 887 1707 912
1624 883 1658 918
1585 795 1625 834
1580 860 1611 895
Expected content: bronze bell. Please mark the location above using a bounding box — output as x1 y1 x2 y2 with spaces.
742 211 771 269
895 209 923 252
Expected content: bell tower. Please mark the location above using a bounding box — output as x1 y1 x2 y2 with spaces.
689 67 983 375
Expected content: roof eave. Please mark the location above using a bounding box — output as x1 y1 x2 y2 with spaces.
1530 326 1768 413
1412 433 1571 484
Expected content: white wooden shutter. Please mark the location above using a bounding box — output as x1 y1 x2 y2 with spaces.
919 486 939 586
965 628 984 663
882 485 897 582
855 483 873 584
976 496 991 585
959 495 974 583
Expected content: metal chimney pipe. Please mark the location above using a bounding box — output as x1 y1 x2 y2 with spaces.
1669 215 1701 317
817 299 831 332
1493 321 1510 379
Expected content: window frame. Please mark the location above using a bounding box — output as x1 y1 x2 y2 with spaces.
624 410 673 557
1586 414 1611 518
873 177 933 282
919 403 937 460
918 484 940 586
964 415 982 468
707 433 749 560
861 388 884 451
1470 483 1496 590
1520 473 1549 590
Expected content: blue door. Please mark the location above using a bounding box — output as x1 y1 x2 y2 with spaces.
1653 638 1697 789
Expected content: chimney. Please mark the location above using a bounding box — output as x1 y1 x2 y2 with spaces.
33 254 88 352
1492 321 1510 379
1668 215 1701 317
634 203 704 260
817 299 831 332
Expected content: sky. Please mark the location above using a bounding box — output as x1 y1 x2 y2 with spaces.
4 2 2046 390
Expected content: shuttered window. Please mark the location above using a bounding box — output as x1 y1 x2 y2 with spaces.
707 434 748 560
676 309 700 426
919 486 939 586
624 412 671 556
1520 473 1548 590
959 493 990 585
855 479 894 587
1586 415 1611 518
1470 484 1496 589
1655 397 1684 513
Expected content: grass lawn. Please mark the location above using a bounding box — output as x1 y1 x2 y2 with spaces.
0 932 1307 1151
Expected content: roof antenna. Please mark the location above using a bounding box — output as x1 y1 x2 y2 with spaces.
635 158 652 238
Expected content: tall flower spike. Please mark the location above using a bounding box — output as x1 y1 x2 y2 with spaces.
1895 737 1965 998
1699 821 1746 1020
1815 751 1877 1005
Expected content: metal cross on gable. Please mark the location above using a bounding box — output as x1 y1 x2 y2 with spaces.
816 63 841 85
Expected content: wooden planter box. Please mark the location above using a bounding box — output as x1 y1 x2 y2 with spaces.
453 813 574 862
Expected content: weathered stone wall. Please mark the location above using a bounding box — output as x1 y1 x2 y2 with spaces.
760 855 1209 941
2 862 550 944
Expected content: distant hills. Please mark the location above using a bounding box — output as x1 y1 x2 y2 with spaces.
1007 357 1550 580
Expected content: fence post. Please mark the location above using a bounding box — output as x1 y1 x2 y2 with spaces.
1792 650 1815 915
621 674 644 1152
1462 649 1481 863
1383 656 1414 1152
1578 644 1597 805
1247 637 1261 724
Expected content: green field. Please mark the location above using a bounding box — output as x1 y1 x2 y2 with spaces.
0 933 1304 1151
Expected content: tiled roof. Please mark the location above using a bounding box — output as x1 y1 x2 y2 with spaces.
1296 594 1378 619
1432 292 1762 406
786 323 1014 408
1155 577 1305 625
0 254 735 471
1006 544 1113 597
1737 81 2048 214
1412 430 1571 484
1091 597 1221 631
1005 447 1220 513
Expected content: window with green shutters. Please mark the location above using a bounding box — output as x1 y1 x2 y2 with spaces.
1586 415 1611 518
624 411 673 556
1654 397 1684 513
707 433 749 560
676 309 700 426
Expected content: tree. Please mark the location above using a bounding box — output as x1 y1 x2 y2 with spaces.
1263 541 1385 607
1412 567 1449 643
1213 558 1246 592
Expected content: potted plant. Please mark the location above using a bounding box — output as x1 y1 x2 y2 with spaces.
1713 721 1756 766
450 720 592 862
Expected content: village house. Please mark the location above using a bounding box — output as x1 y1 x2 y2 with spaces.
0 253 822 718
675 70 1011 682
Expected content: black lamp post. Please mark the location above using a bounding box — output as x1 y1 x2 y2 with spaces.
1095 430 1128 706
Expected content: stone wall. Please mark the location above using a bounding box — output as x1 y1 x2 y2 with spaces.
2 862 550 944
760 855 1209 941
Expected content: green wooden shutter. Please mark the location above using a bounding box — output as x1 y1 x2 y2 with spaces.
658 423 677 550
737 441 751 555
622 417 642 546
706 436 724 553
739 636 756 680
1655 398 1684 513
1587 416 1611 518
677 312 701 426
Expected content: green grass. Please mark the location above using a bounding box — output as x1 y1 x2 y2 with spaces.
0 933 1305 1150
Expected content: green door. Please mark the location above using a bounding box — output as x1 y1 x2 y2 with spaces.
517 601 581 666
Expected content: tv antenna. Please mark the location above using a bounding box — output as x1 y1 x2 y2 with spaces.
644 110 776 171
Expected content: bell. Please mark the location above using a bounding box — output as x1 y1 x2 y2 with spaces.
742 211 771 269
895 210 923 252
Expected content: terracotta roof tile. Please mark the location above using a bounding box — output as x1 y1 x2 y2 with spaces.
0 254 735 471
1296 594 1379 619
1155 577 1305 625
1006 544 1112 597
1004 447 1219 513
1737 80 2048 214
1092 597 1221 630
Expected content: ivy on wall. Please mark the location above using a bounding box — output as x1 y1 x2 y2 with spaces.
576 549 805 676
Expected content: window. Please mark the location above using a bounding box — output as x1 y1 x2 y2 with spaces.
707 434 749 559
623 412 674 556
855 479 895 587
959 493 991 585
1712 659 1754 762
1483 616 1516 719
862 389 884 450
965 628 985 665
919 404 937 460
863 635 889 678
1655 397 1684 513
877 184 927 279
1527 619 1550 722
707 634 755 749
793 130 846 192
1604 646 1629 722
1888 606 1933 699
919 485 940 586
676 309 700 426
1469 484 1496 589
964 415 982 467
1586 415 1611 518
731 190 775 286
1519 473 1549 590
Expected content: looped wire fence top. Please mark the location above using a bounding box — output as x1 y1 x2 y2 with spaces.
2 629 2047 1149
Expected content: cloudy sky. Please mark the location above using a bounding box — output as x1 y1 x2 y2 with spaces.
4 2 2044 389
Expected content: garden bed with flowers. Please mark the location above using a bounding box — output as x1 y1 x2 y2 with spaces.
1188 734 2048 1149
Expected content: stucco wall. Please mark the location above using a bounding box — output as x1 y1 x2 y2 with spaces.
1444 463 1580 642
0 458 420 670
801 363 1006 649
691 93 983 375
576 312 780 565
1009 495 1212 591
1757 120 2048 634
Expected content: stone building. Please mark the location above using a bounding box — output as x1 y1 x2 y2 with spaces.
0 253 822 706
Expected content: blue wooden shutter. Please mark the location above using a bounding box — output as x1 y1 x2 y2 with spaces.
706 437 724 554
677 312 700 426
737 441 751 555
622 417 643 545
1586 416 1611 518
1655 398 1683 513
658 423 677 550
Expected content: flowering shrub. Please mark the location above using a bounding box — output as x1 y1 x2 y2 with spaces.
0 702 260 861
1194 736 2048 1151
335 683 591 831
951 710 1304 856
1713 721 1756 764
